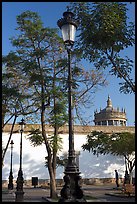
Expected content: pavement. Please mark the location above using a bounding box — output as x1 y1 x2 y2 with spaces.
2 184 135 202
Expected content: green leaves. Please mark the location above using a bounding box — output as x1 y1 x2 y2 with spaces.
48 134 63 153
82 131 135 177
69 2 135 94
80 2 130 51
16 10 43 34
27 128 44 146
82 131 135 157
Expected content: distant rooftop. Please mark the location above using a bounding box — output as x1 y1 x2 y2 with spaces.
94 95 127 126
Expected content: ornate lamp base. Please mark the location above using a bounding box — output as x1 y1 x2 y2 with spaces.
15 169 24 202
15 191 24 202
58 173 87 202
8 183 13 190
8 173 14 190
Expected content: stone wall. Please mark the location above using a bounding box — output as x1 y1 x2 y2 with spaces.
2 178 125 188
3 124 135 134
2 125 135 181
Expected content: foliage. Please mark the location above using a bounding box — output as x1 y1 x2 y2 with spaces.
2 57 27 127
69 2 135 94
27 128 63 152
108 132 135 156
48 134 63 153
2 10 67 123
2 9 107 126
82 131 135 182
45 155 67 168
82 131 110 156
82 131 135 156
2 10 67 198
27 128 44 146
2 9 111 197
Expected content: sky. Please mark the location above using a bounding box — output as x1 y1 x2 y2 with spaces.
2 2 135 126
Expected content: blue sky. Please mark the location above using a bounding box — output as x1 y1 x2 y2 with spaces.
2 2 135 126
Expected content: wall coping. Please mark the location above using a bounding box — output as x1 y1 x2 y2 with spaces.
3 124 135 134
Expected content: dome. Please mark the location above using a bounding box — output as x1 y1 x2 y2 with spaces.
94 95 127 126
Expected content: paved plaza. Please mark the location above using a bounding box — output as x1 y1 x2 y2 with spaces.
2 184 135 202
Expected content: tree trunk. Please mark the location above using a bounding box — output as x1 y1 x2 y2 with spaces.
41 82 57 199
48 163 57 198
2 114 18 166
41 117 57 198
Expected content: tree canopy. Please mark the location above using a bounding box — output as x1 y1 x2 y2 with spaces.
82 131 135 182
69 2 135 94
82 131 135 156
2 10 107 198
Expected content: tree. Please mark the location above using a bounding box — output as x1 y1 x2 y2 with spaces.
69 2 135 94
2 10 107 198
2 10 66 198
2 55 35 164
82 131 135 184
2 49 44 164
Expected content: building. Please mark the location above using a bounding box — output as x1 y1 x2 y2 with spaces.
2 124 135 186
94 95 127 126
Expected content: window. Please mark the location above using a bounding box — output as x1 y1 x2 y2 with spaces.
108 120 113 125
102 121 107 125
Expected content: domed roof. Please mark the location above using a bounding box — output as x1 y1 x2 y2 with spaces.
100 95 113 112
107 95 112 108
94 95 127 125
94 95 126 115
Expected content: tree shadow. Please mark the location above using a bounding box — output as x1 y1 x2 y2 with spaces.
79 150 125 178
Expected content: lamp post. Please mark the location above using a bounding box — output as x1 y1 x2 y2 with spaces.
57 8 86 202
15 118 26 202
8 140 14 190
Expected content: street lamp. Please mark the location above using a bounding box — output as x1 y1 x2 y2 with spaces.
57 8 86 202
8 140 14 190
15 118 26 202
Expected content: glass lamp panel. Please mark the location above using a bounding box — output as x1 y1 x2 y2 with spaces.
20 123 25 131
61 24 76 43
20 124 24 131
11 140 14 149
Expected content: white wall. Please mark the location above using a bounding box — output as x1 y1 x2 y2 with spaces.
2 132 127 181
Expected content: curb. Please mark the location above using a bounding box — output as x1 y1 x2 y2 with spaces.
42 196 108 203
105 193 135 198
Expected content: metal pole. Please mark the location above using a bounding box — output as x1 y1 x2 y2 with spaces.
57 9 86 202
8 141 14 190
67 48 74 158
15 129 24 202
20 130 23 171
59 47 85 202
10 142 13 178
64 47 78 173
